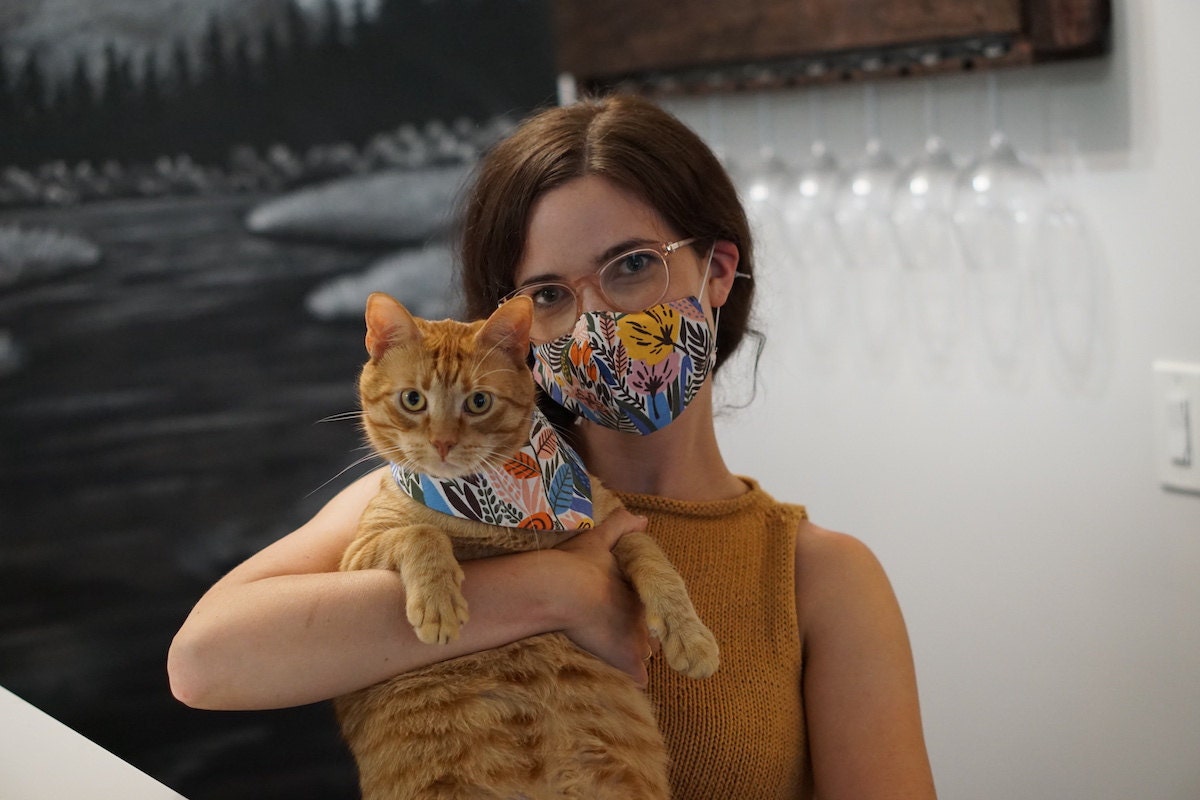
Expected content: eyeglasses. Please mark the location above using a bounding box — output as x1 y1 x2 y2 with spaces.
502 237 698 343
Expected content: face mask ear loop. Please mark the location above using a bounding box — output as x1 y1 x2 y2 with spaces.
697 241 716 305
697 242 722 354
713 304 722 359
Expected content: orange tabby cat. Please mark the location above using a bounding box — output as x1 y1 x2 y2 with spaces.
335 292 719 800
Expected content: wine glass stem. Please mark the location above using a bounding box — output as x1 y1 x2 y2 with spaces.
986 71 1003 138
756 93 775 155
923 79 939 140
706 94 727 157
864 83 881 144
808 87 827 146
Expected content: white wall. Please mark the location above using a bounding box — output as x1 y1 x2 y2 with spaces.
670 1 1200 797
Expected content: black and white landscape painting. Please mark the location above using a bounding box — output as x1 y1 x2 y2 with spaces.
0 1 555 797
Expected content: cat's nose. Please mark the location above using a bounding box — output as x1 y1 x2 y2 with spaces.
432 439 455 460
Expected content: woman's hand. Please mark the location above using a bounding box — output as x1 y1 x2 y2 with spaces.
553 509 655 686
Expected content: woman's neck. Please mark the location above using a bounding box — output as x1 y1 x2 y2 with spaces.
574 385 746 502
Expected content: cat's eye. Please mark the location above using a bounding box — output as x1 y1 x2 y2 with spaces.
464 391 493 415
398 390 426 412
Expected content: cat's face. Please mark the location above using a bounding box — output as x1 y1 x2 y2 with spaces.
358 294 535 479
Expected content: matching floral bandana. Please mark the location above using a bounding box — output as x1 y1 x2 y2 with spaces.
390 408 593 530
531 296 716 435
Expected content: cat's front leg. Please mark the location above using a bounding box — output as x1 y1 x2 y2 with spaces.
342 524 469 645
397 524 470 644
613 533 719 679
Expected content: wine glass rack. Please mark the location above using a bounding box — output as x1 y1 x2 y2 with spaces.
552 0 1110 98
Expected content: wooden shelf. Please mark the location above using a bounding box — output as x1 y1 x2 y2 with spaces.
552 0 1110 95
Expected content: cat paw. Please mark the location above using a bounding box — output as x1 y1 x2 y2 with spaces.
407 587 470 645
653 615 719 679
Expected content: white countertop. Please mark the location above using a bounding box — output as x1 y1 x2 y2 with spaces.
0 685 187 799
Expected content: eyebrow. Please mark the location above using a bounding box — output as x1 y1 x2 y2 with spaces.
516 238 659 288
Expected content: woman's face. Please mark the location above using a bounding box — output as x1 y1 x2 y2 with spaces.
514 175 711 319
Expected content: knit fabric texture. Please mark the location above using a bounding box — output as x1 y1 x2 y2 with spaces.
616 478 812 800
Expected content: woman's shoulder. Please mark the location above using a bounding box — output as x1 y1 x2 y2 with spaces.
791 517 898 632
793 518 880 571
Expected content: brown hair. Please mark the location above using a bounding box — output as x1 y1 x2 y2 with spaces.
458 93 757 372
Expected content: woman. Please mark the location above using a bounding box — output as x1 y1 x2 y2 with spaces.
169 94 936 799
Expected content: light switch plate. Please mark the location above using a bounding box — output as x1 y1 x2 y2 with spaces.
1153 360 1200 494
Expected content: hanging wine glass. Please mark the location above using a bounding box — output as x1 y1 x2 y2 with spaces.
779 87 847 364
740 93 794 288
706 92 742 188
835 85 902 272
952 72 1047 373
834 83 905 363
784 89 843 224
1036 133 1104 386
892 79 966 368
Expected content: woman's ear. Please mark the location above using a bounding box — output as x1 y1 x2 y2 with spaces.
704 239 741 308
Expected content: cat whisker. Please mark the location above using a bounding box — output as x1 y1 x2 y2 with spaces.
307 452 386 497
471 329 519 373
317 410 365 424
373 445 414 464
393 452 420 470
374 445 421 473
476 450 515 472
306 438 421 498
469 366 519 384
469 328 527 383
476 460 506 477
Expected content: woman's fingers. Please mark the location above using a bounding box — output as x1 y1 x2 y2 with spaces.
593 509 648 549
557 510 646 561
554 510 653 684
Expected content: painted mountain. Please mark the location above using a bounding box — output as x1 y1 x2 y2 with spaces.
1 0 557 167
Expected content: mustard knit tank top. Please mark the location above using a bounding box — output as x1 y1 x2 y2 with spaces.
615 478 812 800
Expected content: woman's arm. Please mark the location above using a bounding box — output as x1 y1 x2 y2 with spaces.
796 524 937 800
168 468 652 711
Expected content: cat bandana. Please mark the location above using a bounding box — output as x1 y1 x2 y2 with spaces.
390 408 594 530
531 295 716 435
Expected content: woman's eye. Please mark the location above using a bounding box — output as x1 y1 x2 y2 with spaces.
529 285 569 309
621 252 650 273
398 390 426 412
464 392 493 415
614 250 662 277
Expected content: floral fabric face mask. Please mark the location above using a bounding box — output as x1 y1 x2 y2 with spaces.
530 295 716 435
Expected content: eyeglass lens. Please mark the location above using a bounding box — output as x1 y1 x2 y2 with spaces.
516 248 671 341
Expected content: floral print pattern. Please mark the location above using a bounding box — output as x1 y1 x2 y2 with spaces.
531 296 716 435
391 408 593 530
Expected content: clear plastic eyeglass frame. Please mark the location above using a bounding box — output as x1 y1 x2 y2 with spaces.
501 237 699 342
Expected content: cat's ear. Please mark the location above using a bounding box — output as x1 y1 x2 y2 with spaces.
365 292 421 360
476 295 532 356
